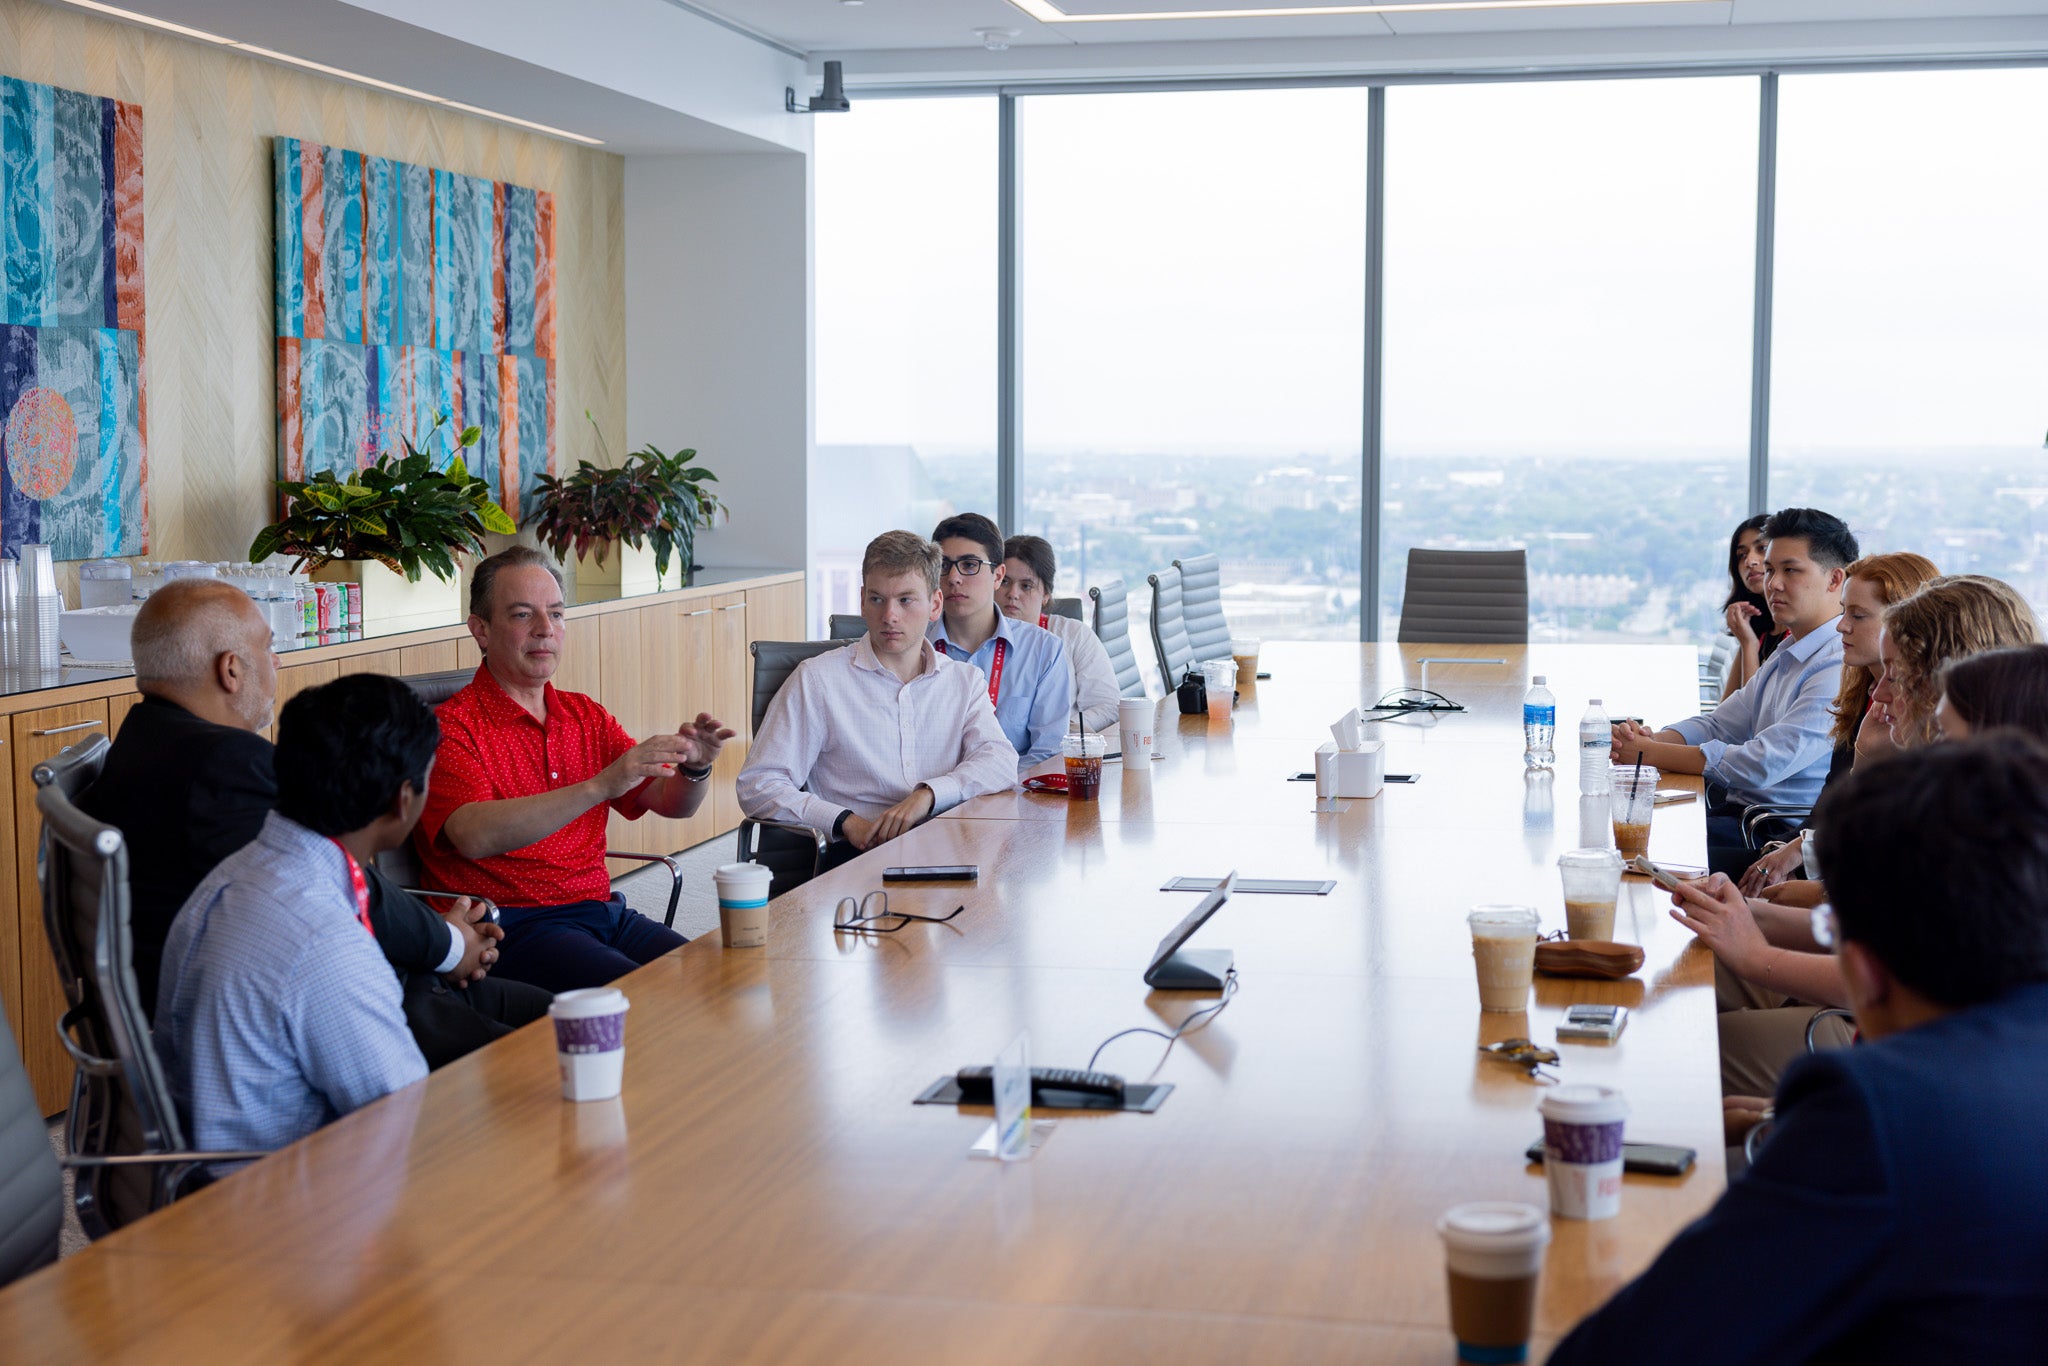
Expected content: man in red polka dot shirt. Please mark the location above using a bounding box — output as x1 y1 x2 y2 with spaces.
414 547 735 992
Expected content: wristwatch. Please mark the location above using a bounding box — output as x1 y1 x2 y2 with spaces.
832 809 852 843
680 760 714 782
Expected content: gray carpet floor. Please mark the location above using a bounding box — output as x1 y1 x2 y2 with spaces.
44 830 742 1259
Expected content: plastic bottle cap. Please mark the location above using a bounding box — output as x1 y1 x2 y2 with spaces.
1532 675 1546 685
1588 698 1601 705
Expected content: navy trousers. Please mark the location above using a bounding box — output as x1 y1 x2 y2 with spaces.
491 894 687 994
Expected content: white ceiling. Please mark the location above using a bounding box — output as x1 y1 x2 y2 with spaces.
696 0 2048 54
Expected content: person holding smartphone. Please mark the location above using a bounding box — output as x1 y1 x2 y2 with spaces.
1552 736 2048 1362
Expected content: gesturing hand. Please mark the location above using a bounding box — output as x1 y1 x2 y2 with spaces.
1667 873 1770 980
593 733 694 800
674 713 737 770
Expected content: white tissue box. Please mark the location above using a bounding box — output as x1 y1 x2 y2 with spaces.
1315 740 1385 799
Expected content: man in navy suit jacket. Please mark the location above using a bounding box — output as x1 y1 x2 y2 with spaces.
1550 734 2048 1363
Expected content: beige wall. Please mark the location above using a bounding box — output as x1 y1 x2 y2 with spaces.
0 0 626 580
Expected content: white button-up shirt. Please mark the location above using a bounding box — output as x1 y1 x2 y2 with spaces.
736 636 1020 835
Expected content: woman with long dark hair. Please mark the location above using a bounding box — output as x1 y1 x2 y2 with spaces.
1721 514 1781 698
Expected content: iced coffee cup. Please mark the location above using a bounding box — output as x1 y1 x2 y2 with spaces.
1231 637 1261 688
1438 1201 1550 1364
1539 1083 1629 1220
1609 764 1659 859
1063 732 1106 800
714 861 772 948
1200 659 1235 722
1557 847 1625 941
548 987 630 1102
1467 905 1540 1013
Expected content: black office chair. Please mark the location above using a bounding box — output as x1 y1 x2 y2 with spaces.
1045 597 1085 623
1396 548 1530 644
34 736 266 1238
827 614 865 641
735 639 851 896
395 671 685 928
0 1006 61 1286
1740 803 1815 851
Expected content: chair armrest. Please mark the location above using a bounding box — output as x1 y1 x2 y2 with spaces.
1805 1007 1857 1053
604 850 686 930
1741 803 1814 848
56 1004 121 1076
62 1150 270 1168
736 819 827 855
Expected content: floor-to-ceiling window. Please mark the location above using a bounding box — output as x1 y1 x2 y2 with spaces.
813 97 998 634
1770 68 2048 609
1016 88 1368 644
1379 77 1758 642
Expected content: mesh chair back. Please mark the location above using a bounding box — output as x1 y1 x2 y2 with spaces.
1147 566 1195 690
751 639 855 737
1046 597 1084 623
1088 579 1148 700
35 736 195 1236
828 614 865 641
399 667 475 708
1173 554 1232 664
1396 549 1530 644
0 1001 61 1286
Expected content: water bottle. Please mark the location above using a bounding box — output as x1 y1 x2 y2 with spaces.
1579 699 1611 795
1522 675 1556 770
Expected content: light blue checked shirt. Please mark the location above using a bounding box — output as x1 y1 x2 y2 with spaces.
1668 618 1845 809
156 812 427 1159
929 608 1072 772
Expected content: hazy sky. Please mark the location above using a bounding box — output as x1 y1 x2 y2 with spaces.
816 68 2048 459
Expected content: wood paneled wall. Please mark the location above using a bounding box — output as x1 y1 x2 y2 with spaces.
0 0 626 579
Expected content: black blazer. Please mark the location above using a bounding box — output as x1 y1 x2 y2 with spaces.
78 696 451 1015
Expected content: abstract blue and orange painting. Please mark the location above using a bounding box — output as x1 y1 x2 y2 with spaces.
274 138 555 516
0 76 146 560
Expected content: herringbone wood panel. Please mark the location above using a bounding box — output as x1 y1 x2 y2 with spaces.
0 0 626 595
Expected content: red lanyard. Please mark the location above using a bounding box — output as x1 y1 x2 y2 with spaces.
330 839 374 937
985 637 1007 707
1038 613 1048 629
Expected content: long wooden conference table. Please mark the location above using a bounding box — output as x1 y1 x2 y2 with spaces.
0 642 1721 1362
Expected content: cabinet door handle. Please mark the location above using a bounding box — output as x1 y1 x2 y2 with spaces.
721 603 746 612
33 720 101 737
686 608 714 617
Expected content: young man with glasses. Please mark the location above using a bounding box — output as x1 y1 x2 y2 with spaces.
1551 735 2048 1362
927 513 1072 772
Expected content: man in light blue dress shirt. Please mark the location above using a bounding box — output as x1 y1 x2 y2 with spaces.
1613 508 1858 874
927 513 1072 772
157 674 439 1161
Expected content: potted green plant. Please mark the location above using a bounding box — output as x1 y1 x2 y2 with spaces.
526 413 725 591
250 418 517 627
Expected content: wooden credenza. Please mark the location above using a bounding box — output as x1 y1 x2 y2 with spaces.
0 569 805 1117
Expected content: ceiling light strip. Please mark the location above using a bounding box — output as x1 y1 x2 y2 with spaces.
58 0 604 146
1011 0 1705 21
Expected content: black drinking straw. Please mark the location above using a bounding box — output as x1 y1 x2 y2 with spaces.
1634 749 1646 797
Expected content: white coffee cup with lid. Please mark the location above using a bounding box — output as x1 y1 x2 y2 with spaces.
548 986 630 1102
1538 1083 1629 1219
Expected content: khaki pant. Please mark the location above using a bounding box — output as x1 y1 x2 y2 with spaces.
1715 958 1856 1098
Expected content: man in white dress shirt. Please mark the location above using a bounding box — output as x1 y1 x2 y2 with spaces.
737 531 1018 868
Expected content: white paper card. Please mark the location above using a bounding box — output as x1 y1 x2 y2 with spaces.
993 1031 1030 1162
